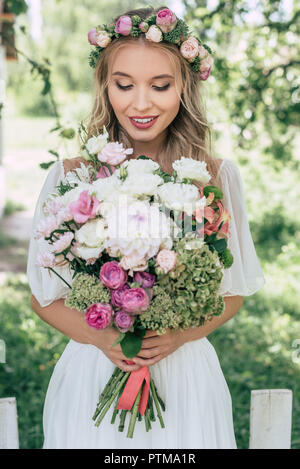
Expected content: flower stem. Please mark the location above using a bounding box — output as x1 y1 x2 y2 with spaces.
95 372 130 428
48 267 72 288
150 378 165 429
127 387 142 439
118 410 127 432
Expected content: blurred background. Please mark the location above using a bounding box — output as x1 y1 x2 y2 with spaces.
0 0 299 449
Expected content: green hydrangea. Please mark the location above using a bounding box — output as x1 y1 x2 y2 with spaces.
139 285 180 335
65 273 111 312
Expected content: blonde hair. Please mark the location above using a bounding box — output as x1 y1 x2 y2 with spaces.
84 6 222 188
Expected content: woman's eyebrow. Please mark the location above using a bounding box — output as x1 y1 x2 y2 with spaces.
112 71 174 79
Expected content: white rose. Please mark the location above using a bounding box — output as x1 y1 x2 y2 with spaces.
156 182 200 216
145 25 163 43
121 158 160 176
85 132 109 155
120 173 163 197
172 157 211 184
75 219 107 247
74 245 104 261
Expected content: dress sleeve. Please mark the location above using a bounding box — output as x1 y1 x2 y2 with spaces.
217 158 266 297
26 160 73 307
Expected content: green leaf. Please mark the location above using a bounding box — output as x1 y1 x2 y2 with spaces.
39 161 55 170
120 332 142 359
112 332 125 347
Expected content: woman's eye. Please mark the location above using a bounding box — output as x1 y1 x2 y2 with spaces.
116 82 170 91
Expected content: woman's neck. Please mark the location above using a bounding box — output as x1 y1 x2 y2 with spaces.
131 130 167 161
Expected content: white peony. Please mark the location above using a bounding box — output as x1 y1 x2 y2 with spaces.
121 158 160 176
75 218 107 248
85 132 109 155
105 201 171 260
156 182 200 216
92 174 122 201
172 157 211 184
119 173 163 197
60 183 95 206
73 245 104 261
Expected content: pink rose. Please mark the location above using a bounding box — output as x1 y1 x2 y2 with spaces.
98 142 133 166
85 303 113 330
114 15 132 36
69 190 100 224
180 36 199 63
199 55 213 80
156 8 177 33
138 21 149 33
111 283 130 308
156 249 177 274
145 24 163 43
96 164 116 179
133 271 156 288
114 309 135 333
88 27 98 45
50 232 74 253
121 287 150 314
100 261 128 289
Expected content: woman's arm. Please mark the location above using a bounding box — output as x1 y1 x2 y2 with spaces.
30 295 142 372
132 295 244 367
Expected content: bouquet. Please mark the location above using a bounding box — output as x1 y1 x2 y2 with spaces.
35 125 233 438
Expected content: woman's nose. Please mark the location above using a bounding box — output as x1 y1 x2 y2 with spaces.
133 87 152 112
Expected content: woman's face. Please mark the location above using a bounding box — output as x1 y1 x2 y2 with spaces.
108 43 182 144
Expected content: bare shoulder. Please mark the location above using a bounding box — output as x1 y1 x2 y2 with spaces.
62 157 91 176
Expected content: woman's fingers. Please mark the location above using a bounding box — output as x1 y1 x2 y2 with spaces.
136 346 161 359
132 354 163 367
144 330 158 338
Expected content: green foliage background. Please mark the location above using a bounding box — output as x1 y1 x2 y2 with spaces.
0 0 299 449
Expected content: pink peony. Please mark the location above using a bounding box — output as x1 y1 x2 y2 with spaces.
180 36 199 63
156 8 177 33
85 303 113 330
199 55 213 81
138 21 149 33
145 24 163 43
114 15 132 36
114 309 135 333
198 45 209 60
111 283 130 308
121 287 150 314
100 261 128 289
156 249 177 274
133 271 156 288
50 232 74 253
69 190 100 224
88 27 98 45
36 251 56 268
98 142 133 166
96 164 116 179
95 30 111 48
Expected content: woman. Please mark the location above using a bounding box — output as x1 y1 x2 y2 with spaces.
27 6 266 449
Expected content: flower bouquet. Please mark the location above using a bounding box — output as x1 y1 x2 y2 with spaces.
35 125 233 438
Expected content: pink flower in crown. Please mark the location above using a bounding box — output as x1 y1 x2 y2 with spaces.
98 142 133 166
156 249 177 274
199 55 213 81
95 30 111 48
115 15 132 36
51 232 74 254
145 24 163 43
180 37 199 63
96 164 116 179
198 45 209 60
100 261 128 290
139 21 149 33
85 303 113 330
88 27 98 45
156 8 177 33
69 190 100 224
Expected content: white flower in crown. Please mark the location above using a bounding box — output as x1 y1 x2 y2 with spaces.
172 157 211 184
145 25 163 43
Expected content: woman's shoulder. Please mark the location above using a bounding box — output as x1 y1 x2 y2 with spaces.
62 156 92 176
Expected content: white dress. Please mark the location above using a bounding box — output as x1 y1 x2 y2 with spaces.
26 158 266 449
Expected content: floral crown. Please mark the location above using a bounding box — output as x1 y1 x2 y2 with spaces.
87 8 213 81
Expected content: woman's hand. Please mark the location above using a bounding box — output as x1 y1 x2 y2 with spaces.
132 328 186 367
96 327 143 373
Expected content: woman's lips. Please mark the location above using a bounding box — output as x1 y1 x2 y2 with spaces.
129 116 159 129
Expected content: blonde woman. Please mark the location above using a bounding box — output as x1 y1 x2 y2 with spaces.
27 6 266 449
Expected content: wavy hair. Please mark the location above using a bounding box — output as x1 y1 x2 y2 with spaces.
83 6 222 188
